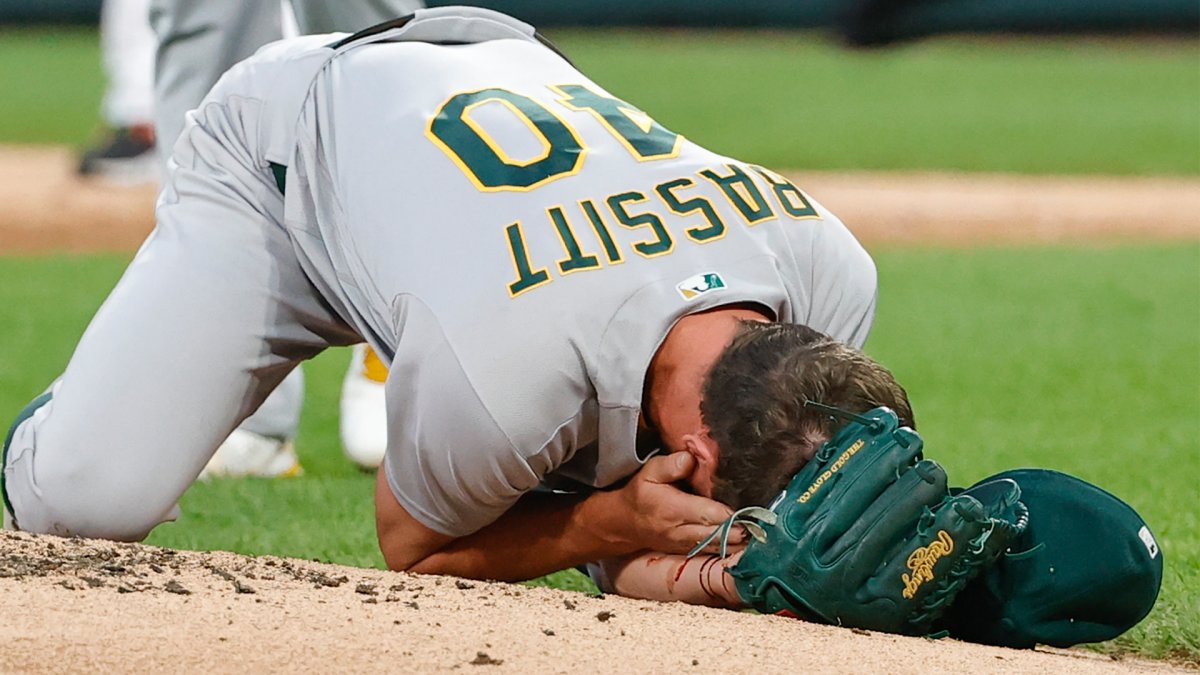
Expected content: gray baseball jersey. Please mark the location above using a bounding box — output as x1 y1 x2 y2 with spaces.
2 8 874 542
278 11 877 535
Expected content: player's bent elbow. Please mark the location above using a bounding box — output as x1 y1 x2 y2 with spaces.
378 537 418 572
374 509 431 572
376 527 457 574
373 469 455 572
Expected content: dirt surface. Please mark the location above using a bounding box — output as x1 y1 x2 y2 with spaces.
1 146 1197 673
0 531 1190 674
0 145 1196 253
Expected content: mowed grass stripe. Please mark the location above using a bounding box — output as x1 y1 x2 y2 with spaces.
0 27 1197 174
0 27 105 147
558 30 1200 175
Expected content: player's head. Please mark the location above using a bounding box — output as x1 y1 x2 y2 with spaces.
700 322 913 509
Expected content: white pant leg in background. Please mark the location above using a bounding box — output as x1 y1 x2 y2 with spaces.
99 0 157 128
149 0 284 158
2 95 356 541
147 0 423 448
150 0 424 164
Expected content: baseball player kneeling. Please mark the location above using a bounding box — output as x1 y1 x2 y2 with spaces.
1 7 1159 644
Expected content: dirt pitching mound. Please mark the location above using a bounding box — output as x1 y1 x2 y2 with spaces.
0 531 1187 674
0 146 1197 253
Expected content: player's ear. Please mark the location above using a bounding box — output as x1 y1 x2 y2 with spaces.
680 430 720 498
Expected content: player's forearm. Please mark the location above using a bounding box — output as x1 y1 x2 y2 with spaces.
592 551 744 608
407 490 641 582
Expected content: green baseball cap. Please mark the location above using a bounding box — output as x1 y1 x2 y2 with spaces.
937 468 1163 648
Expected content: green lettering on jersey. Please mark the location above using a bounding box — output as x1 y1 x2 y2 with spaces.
752 166 819 219
428 88 584 191
607 191 674 258
505 221 552 297
655 177 726 243
548 206 602 274
699 164 775 225
580 199 623 265
553 84 681 160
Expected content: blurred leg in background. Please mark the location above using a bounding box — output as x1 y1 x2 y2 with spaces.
149 0 423 476
78 0 159 184
339 344 388 470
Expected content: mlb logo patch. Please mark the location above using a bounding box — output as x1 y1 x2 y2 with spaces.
677 272 727 300
1138 525 1159 559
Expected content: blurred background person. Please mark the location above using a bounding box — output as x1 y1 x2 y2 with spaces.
148 0 424 478
77 0 157 183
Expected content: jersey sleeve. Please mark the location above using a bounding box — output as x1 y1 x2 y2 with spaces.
382 301 554 538
805 202 878 349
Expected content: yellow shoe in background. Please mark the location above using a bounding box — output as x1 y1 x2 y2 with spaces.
339 344 388 470
199 428 303 479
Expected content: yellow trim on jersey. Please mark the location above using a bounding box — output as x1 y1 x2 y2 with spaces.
461 97 553 168
654 177 728 244
579 199 625 266
550 83 683 162
425 88 588 194
606 190 676 259
699 164 777 227
548 205 603 275
504 220 553 298
750 165 822 220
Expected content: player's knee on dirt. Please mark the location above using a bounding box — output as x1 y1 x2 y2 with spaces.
5 402 179 541
14 450 179 541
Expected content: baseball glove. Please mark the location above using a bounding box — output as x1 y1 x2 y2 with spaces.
717 405 1027 635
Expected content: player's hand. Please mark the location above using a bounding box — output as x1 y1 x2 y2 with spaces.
613 453 743 555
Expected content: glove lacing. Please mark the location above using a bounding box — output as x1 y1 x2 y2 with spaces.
686 506 778 559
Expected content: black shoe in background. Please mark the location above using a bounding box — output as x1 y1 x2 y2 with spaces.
78 123 159 185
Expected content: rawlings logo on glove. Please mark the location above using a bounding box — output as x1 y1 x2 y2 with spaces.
902 530 955 598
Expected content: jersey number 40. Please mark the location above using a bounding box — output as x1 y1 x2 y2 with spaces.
426 84 682 192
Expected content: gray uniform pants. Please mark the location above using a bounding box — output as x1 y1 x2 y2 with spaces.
147 0 423 441
4 81 359 539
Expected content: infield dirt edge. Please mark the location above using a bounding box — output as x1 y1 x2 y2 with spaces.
1 145 1197 253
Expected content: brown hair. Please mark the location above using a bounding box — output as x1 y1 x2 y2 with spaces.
701 322 914 509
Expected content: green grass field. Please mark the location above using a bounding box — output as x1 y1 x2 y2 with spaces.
0 26 1197 660
1 27 1197 174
